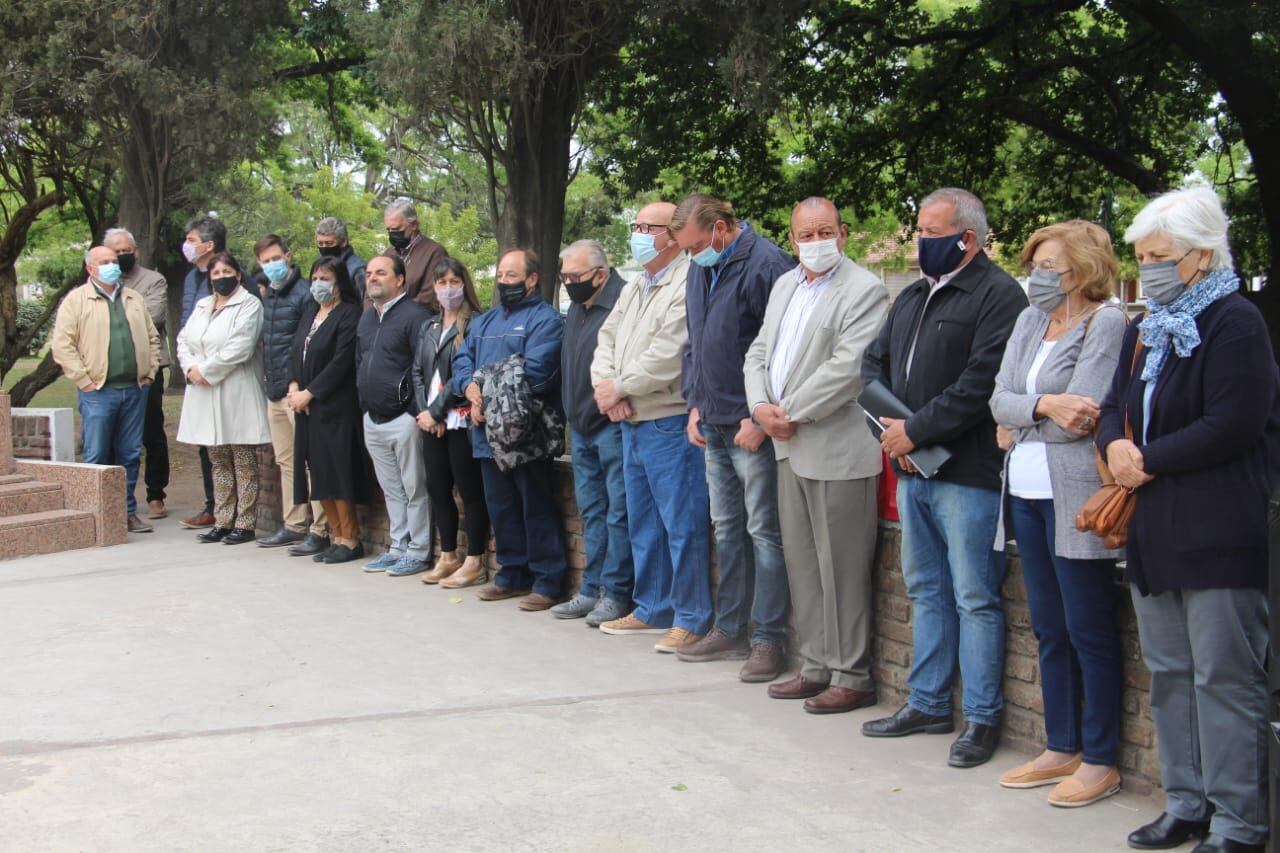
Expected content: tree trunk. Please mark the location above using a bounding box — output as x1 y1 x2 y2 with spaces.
8 350 63 407
0 189 64 379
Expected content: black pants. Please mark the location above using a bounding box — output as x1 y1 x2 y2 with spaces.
423 427 489 555
199 445 215 514
142 366 170 502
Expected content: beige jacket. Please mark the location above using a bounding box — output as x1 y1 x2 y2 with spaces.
122 264 171 367
591 254 690 423
744 257 888 481
50 280 161 391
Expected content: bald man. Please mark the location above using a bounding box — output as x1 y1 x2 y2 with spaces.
592 202 713 653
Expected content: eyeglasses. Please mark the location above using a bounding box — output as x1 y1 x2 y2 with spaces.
1026 259 1072 275
560 266 601 285
630 222 669 235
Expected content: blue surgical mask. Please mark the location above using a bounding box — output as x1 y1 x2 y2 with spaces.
691 227 725 268
310 280 335 304
262 259 290 284
96 263 122 285
630 232 659 265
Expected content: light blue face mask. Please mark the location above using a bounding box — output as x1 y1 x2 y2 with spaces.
263 259 290 284
630 232 659 265
691 227 725 268
95 262 122 285
310 279 335 304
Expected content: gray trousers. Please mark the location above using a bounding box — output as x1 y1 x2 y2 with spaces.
777 460 878 691
363 412 431 561
1131 585 1269 844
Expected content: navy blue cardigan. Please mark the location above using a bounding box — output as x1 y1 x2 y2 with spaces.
1096 294 1280 595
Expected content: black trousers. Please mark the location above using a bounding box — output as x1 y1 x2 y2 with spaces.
199 445 215 513
423 427 489 555
142 366 170 502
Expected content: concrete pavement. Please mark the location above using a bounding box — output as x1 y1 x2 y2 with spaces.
1 522 1166 852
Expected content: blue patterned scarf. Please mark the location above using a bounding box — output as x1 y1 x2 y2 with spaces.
1138 268 1239 381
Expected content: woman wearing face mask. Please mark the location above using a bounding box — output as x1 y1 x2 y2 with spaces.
411 258 491 588
285 257 371 564
176 252 271 545
1098 188 1279 853
989 220 1129 807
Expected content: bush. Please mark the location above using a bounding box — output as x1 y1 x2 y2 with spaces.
16 298 51 356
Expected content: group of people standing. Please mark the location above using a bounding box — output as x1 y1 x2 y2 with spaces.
50 184 1275 853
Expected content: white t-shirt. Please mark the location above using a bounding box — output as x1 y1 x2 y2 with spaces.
1008 340 1057 499
427 323 469 431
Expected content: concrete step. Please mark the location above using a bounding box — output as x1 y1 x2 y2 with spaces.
0 481 64 516
0 509 98 560
0 474 35 486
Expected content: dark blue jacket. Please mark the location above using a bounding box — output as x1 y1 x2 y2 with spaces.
261 265 312 401
180 267 207 329
339 245 367 304
451 292 564 458
1097 294 1280 595
681 222 795 425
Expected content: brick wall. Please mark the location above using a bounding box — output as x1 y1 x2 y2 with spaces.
11 414 54 459
256 447 1160 792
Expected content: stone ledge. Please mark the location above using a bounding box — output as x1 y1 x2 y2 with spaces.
15 459 127 546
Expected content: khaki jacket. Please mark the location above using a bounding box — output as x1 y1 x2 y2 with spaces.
51 281 161 391
122 264 172 367
591 254 690 423
744 257 888 481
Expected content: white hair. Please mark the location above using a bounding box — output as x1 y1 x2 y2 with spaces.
315 216 348 241
560 239 609 269
1124 186 1233 270
919 187 990 245
102 227 136 248
384 197 418 224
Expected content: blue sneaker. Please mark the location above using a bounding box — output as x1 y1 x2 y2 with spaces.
364 551 400 573
387 556 428 577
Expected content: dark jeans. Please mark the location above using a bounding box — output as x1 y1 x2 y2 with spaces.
571 424 634 603
142 365 169 502
1009 497 1122 765
424 427 489 556
480 457 567 598
79 384 146 516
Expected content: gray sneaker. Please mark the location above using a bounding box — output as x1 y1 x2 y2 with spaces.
551 587 601 620
585 595 627 628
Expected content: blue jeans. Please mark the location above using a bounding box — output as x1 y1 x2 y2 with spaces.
1009 497 1122 764
701 423 788 645
79 384 146 516
480 457 566 598
897 476 1006 726
624 416 712 633
571 424 633 603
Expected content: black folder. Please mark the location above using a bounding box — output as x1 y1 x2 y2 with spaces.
857 379 953 479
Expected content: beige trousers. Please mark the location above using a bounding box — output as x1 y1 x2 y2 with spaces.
266 397 327 535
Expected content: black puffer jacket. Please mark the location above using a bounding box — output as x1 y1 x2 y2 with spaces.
261 266 313 400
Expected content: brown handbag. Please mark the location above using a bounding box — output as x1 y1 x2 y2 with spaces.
1075 338 1145 549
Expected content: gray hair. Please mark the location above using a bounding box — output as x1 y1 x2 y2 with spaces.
315 216 349 242
560 239 609 270
919 188 989 245
384 197 418 224
102 227 136 248
1124 186 1234 271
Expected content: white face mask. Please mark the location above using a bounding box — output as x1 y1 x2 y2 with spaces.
797 238 843 275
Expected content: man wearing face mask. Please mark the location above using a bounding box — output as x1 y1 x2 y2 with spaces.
669 193 796 668
105 227 172 521
315 216 366 303
744 197 889 712
550 240 634 624
51 245 162 535
860 188 1027 768
177 215 227 530
252 234 330 554
383 198 447 312
451 248 568 611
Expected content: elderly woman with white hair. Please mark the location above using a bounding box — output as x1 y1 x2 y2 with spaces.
1096 186 1280 853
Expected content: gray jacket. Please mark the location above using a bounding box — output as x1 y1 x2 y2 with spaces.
989 304 1128 559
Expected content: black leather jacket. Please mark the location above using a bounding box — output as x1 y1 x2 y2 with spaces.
411 314 467 422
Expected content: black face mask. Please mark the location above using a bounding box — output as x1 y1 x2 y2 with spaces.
387 230 411 250
116 252 136 274
317 245 342 258
210 276 238 296
565 278 600 304
498 281 528 307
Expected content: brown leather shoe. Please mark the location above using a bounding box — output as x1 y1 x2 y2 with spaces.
180 510 216 529
439 557 487 589
517 593 557 611
477 583 531 601
147 500 167 520
768 675 828 700
675 627 748 662
422 554 461 584
739 642 784 683
127 513 154 533
804 686 877 715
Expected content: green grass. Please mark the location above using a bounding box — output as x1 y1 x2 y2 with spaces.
3 358 81 409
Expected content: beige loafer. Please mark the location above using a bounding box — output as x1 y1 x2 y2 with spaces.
999 754 1082 789
1048 767 1121 808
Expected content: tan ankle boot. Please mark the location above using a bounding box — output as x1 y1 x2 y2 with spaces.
439 557 487 589
422 552 462 584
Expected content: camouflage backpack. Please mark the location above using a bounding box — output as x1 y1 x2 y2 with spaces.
473 353 565 472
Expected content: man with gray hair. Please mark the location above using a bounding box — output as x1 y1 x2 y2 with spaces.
104 227 172 520
383 198 446 311
551 239 634 623
315 216 367 303
859 187 1027 768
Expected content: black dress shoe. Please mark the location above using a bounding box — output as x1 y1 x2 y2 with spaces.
197 526 231 543
222 528 256 545
323 543 365 564
312 546 338 563
1190 833 1259 853
1128 812 1212 849
947 720 1001 768
861 703 955 738
258 527 304 548
289 532 331 557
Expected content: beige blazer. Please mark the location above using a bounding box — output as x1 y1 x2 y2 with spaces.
744 256 888 481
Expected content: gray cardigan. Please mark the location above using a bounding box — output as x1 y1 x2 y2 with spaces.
989 304 1128 559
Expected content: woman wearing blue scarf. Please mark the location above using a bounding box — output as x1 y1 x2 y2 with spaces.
1096 187 1280 853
